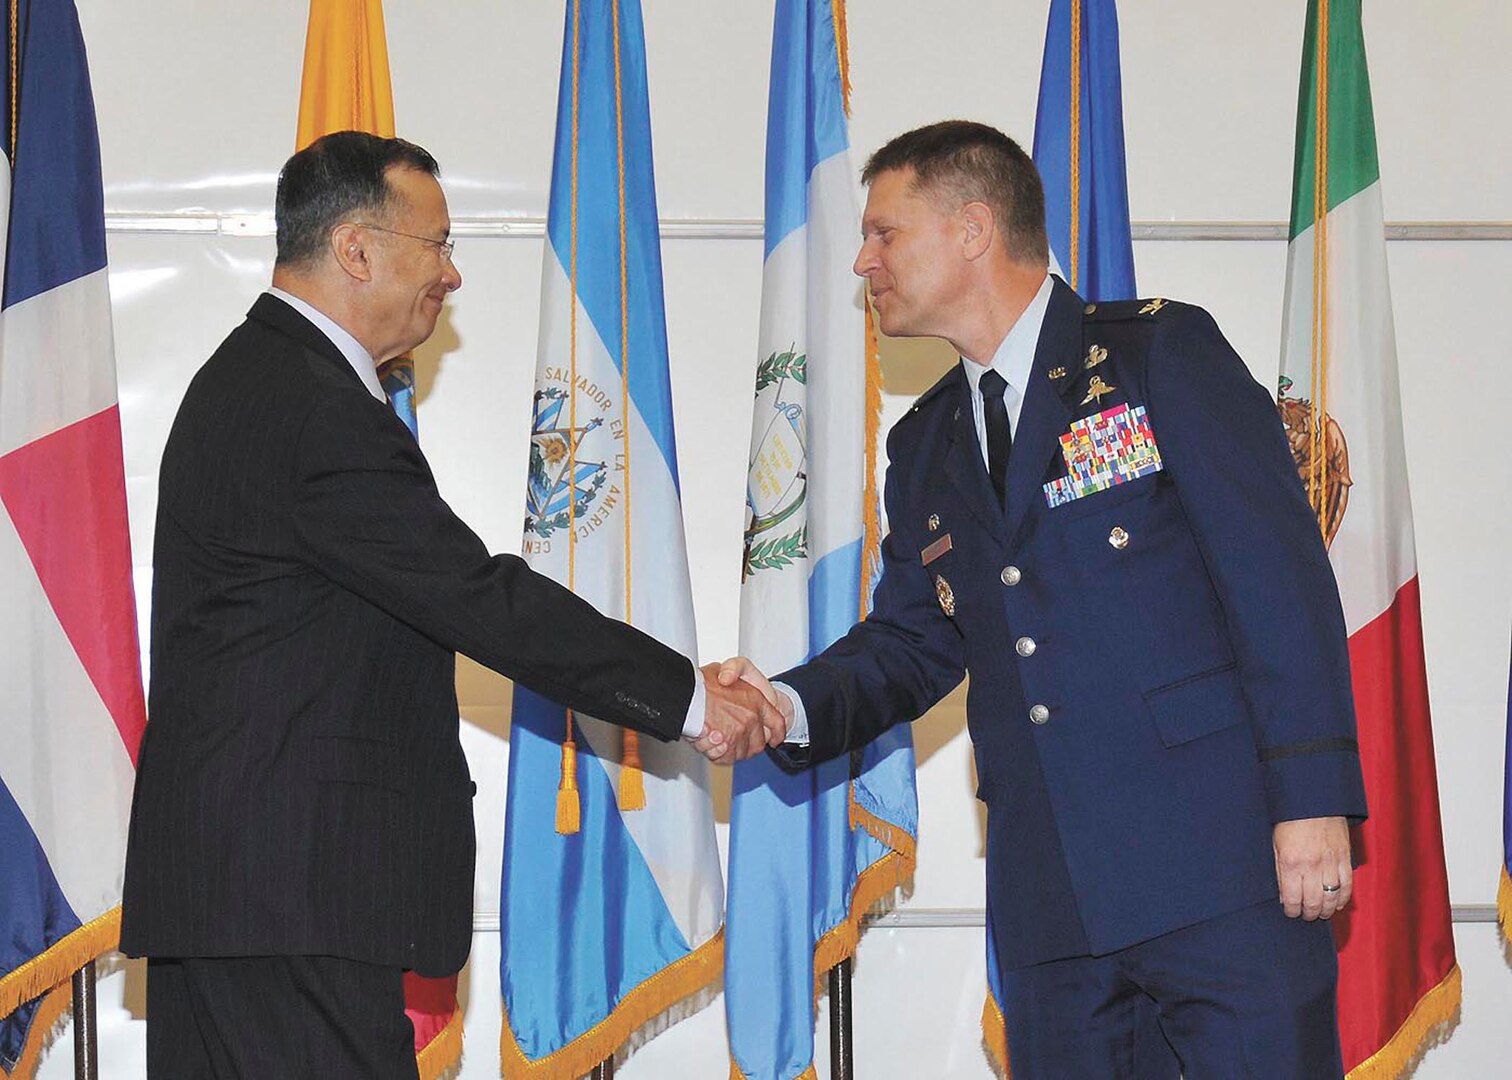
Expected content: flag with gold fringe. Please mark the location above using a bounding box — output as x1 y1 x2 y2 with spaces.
295 3 461 1074
0 1 147 1075
1278 1 1459 1074
1503 646 1512 945
725 3 918 1077
498 0 723 1074
980 2 1141 1072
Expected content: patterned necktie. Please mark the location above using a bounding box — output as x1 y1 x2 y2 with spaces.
978 367 1012 507
381 359 419 442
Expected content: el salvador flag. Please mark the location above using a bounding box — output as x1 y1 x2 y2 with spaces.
0 1 146 1074
498 1 723 1075
725 3 918 1077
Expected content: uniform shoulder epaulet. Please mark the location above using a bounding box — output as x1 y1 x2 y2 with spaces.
905 366 961 416
1081 296 1183 322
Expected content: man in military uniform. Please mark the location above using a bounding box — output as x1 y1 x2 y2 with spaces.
724 121 1366 1076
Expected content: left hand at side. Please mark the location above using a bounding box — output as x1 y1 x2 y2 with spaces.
1273 815 1352 921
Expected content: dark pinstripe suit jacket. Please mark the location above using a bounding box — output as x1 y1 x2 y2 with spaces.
120 294 692 977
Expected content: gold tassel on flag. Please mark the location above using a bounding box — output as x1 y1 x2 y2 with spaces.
618 730 646 810
556 716 582 835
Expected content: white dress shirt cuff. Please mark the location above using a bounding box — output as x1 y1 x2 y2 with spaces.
681 661 707 738
771 680 810 745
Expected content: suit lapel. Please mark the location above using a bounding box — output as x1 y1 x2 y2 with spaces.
1002 278 1082 543
939 367 1009 545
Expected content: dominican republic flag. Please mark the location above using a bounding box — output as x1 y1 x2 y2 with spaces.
498 1 723 1074
725 3 918 1078
293 3 460 1073
1278 1 1458 1073
0 1 146 1076
981 1 1139 1072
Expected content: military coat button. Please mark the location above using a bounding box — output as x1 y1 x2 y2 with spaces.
1029 704 1051 725
1108 526 1130 549
1083 302 1097 315
1015 636 1037 657
1000 565 1022 586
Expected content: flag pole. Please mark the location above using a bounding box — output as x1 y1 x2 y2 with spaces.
827 956 854 1080
827 743 864 1079
591 1058 614 1079
71 961 99 1080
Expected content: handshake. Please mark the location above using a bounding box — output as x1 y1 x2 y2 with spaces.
684 659 793 765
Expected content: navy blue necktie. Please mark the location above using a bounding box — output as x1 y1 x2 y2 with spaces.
979 368 1012 507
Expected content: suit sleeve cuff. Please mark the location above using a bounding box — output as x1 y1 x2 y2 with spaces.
1262 746 1369 824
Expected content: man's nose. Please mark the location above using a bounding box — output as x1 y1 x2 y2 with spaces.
852 243 876 278
443 259 462 292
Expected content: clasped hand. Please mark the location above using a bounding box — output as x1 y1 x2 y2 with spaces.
684 660 792 764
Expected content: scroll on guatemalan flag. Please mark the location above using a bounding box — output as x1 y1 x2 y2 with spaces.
1278 1 1458 1073
0 0 147 1075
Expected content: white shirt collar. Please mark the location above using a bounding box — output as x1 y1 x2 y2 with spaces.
960 272 1054 402
267 287 386 403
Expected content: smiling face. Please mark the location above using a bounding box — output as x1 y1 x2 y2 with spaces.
852 167 971 342
363 166 462 361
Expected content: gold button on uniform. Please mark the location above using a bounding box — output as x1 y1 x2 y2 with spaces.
1029 704 1051 725
1015 636 1037 657
1108 526 1130 549
1000 565 1022 586
1083 303 1097 315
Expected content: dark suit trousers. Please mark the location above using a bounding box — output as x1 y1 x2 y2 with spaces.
999 899 1343 1079
146 956 418 1080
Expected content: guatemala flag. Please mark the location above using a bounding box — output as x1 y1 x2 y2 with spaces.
498 1 723 1075
725 2 918 1077
982 0 1138 1071
0 1 146 1075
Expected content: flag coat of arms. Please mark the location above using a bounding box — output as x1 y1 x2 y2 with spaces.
293 3 459 1073
0 0 146 1075
499 1 723 1074
1278 1 1458 1074
726 3 918 1078
982 0 1138 1070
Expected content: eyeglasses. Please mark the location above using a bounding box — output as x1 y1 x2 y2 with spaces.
352 222 456 261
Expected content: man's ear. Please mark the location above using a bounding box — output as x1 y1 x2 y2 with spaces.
961 201 995 261
330 222 373 282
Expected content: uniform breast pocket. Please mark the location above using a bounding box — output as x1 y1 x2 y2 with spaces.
1046 472 1159 521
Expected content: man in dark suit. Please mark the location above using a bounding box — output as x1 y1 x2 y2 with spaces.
121 131 781 1079
724 121 1367 1076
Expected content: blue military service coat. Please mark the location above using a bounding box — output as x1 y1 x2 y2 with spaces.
775 276 1367 971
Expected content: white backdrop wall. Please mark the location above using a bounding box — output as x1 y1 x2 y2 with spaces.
35 1 1512 1077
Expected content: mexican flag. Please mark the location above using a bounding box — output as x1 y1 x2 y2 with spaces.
1277 2 1459 1075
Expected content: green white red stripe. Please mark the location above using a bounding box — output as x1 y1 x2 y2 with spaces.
1278 2 1458 1073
